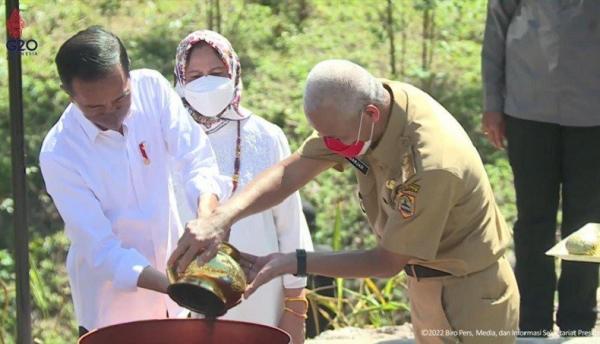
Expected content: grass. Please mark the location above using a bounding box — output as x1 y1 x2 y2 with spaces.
305 201 411 335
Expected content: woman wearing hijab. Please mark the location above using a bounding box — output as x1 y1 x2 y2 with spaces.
173 30 313 343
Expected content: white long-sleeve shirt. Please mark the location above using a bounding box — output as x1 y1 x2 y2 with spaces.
175 112 313 326
39 69 229 330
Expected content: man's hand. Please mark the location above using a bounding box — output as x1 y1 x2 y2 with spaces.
167 214 231 274
240 252 295 298
240 253 306 343
482 111 506 149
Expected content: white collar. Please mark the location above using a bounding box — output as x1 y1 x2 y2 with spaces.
73 101 139 142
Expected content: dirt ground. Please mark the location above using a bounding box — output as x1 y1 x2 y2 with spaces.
306 289 600 344
306 324 600 344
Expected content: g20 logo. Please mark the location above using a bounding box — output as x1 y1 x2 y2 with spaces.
5 9 38 55
6 39 38 52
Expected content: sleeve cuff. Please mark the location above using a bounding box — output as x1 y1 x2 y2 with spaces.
483 93 505 113
283 275 308 289
113 249 151 292
185 175 232 210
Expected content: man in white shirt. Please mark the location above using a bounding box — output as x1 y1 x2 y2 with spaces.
39 26 228 335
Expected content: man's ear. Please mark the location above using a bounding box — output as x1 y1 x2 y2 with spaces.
365 104 381 122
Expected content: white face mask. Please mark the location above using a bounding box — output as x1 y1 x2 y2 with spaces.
356 112 375 156
357 131 373 156
182 75 235 117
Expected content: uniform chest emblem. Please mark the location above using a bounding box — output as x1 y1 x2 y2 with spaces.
385 179 420 219
400 146 417 183
403 182 421 194
397 192 416 219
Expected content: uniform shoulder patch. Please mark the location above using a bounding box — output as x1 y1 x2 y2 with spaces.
397 192 416 219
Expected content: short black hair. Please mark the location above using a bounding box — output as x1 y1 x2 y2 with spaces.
55 26 130 92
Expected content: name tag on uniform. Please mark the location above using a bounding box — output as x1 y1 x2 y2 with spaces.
345 157 369 175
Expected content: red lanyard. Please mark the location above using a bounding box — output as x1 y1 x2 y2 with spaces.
231 121 242 194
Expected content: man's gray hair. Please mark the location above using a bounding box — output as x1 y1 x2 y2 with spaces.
304 59 386 118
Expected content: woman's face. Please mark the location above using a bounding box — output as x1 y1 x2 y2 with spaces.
185 44 229 84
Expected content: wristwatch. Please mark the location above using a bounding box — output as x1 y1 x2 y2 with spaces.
293 249 307 277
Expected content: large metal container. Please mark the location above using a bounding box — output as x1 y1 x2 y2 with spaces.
78 319 291 344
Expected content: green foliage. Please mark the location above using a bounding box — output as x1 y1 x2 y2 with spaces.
0 232 76 344
0 250 15 344
307 200 410 331
307 275 410 331
0 0 517 341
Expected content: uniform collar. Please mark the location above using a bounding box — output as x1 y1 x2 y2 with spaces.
369 79 410 167
73 99 139 142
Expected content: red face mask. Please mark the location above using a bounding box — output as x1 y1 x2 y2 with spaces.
323 112 375 158
323 136 367 158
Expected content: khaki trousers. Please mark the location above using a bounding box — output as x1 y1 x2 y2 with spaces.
408 257 519 344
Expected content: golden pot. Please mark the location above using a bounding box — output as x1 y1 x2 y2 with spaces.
167 242 247 316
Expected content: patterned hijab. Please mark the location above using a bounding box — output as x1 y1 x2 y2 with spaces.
174 30 250 133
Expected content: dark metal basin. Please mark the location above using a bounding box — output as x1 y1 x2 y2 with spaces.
78 319 291 344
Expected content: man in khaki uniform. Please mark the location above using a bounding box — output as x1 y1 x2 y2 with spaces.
169 60 519 343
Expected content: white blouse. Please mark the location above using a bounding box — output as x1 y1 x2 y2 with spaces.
175 112 314 326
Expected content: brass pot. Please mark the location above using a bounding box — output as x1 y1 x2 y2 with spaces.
167 242 247 316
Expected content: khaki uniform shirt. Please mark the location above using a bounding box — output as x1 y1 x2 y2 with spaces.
298 80 511 276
